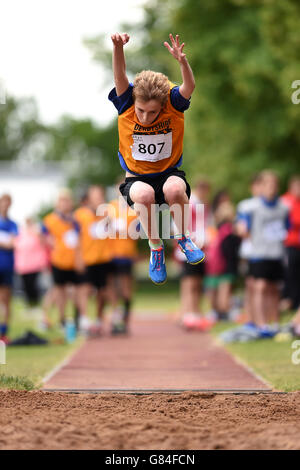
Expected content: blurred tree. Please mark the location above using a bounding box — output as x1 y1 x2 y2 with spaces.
44 116 121 188
85 0 300 199
0 96 121 188
0 96 44 161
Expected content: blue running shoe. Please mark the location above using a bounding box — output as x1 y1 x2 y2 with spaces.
258 325 278 339
149 245 167 285
176 235 205 265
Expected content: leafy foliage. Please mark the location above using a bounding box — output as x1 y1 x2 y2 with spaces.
2 1 299 200
85 0 300 199
0 97 121 188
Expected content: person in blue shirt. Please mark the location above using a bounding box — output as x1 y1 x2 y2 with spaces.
0 194 18 344
236 171 289 338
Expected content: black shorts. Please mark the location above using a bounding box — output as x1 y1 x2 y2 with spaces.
86 263 111 289
113 258 133 276
76 270 89 285
51 266 79 286
0 270 14 287
249 260 284 282
180 261 205 279
119 168 191 207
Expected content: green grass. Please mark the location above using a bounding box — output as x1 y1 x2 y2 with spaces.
211 316 300 392
132 279 180 313
225 341 300 392
0 341 82 390
0 297 83 390
0 374 35 391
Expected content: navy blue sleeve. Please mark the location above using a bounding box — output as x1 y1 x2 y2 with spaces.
108 83 134 115
236 213 252 231
73 221 80 233
41 224 49 235
170 86 191 112
10 221 18 236
285 214 291 231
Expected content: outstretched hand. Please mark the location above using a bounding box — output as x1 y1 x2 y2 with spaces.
111 32 130 47
164 34 186 62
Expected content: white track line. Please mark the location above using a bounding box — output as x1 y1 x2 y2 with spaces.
213 336 273 390
42 341 84 386
229 353 273 390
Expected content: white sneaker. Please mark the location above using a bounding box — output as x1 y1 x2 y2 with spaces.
79 315 92 334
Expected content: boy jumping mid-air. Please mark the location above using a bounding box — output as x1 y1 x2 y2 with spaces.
109 33 204 284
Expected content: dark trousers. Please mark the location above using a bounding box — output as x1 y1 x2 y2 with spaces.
21 272 40 305
286 247 300 309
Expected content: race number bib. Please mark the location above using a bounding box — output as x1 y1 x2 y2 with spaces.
263 220 286 242
131 132 172 162
63 230 79 248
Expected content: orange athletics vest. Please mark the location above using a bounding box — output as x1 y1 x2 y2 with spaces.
108 199 138 259
43 212 78 270
118 83 185 175
74 207 112 266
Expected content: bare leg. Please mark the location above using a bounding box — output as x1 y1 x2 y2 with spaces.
55 286 68 325
0 287 12 325
163 176 189 236
217 281 232 314
119 273 133 300
129 182 160 244
180 276 201 315
105 274 119 311
42 286 58 322
180 276 191 315
292 308 300 326
244 276 255 323
95 288 104 320
252 279 268 326
207 287 218 313
265 282 280 324
76 283 91 317
119 273 134 324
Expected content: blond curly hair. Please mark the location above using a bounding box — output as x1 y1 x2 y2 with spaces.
133 70 170 106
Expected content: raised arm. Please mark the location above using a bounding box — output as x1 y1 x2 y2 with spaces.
164 34 195 100
111 32 130 96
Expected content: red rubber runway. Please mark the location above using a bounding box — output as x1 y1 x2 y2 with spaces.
44 317 271 391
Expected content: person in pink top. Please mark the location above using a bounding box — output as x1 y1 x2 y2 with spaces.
14 218 48 306
205 202 241 322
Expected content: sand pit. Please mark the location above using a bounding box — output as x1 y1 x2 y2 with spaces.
0 390 299 450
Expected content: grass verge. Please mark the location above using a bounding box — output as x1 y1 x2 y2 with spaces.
0 374 35 391
211 318 300 392
0 297 83 390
